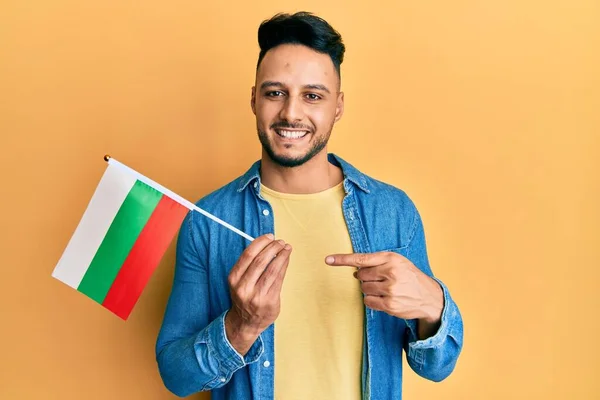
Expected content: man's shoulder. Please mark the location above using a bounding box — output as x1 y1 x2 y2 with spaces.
188 159 257 206
349 166 424 248
331 153 417 211
353 167 418 215
194 176 246 210
366 174 414 202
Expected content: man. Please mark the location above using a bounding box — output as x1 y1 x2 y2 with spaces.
156 11 463 400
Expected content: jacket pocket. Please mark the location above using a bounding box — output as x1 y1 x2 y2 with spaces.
380 246 408 257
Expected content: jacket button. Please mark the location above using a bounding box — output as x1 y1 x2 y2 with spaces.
263 360 271 368
262 209 270 216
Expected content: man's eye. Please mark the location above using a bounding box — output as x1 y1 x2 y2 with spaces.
306 93 321 101
266 91 284 97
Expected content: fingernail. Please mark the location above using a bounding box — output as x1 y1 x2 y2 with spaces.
277 240 285 245
266 233 274 239
284 244 292 250
325 256 334 264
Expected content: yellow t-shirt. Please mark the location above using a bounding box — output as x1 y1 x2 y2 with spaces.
261 182 364 400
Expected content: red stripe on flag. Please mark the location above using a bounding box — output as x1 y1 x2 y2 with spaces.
102 195 188 320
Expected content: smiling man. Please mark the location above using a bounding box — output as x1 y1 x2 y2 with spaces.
156 12 463 400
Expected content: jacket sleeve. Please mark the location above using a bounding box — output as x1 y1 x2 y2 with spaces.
402 201 464 382
155 211 263 397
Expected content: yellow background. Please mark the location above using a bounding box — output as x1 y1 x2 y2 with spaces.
1 1 598 399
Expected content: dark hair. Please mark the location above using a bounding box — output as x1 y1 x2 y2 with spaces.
256 12 345 77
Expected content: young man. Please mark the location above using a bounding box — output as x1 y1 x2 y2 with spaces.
156 12 463 400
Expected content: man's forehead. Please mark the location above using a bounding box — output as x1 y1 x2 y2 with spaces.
256 44 338 87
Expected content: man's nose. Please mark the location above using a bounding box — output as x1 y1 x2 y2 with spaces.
279 96 304 122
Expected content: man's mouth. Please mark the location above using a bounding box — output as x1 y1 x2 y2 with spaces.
275 129 310 140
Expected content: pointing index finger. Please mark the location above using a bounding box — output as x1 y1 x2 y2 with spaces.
325 252 387 268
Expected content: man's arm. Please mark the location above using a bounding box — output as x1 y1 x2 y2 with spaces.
155 212 264 397
326 199 463 382
156 211 293 397
402 204 464 382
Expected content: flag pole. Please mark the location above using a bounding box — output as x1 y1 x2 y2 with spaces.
103 154 255 242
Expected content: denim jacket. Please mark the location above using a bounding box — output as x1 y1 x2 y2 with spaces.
156 153 464 399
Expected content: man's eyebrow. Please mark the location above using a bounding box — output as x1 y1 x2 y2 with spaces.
259 81 331 94
260 81 285 90
303 84 331 94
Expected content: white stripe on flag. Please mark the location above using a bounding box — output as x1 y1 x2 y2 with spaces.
52 164 137 289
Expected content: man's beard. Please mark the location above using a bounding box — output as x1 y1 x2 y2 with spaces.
257 124 331 168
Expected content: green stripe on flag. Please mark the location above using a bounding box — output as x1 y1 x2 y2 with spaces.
77 180 163 303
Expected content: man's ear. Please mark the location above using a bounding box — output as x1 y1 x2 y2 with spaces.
251 86 256 115
334 91 344 122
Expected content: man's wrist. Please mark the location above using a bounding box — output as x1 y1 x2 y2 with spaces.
224 309 261 356
418 279 444 340
421 278 444 324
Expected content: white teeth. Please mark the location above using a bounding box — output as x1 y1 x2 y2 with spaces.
278 130 307 139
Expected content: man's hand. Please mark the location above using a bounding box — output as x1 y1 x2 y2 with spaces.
325 251 444 340
225 234 292 355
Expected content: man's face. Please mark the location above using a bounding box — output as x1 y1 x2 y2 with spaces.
252 44 344 168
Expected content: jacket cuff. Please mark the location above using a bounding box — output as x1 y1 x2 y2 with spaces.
195 310 264 378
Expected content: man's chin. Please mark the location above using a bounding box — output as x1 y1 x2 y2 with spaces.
268 152 309 168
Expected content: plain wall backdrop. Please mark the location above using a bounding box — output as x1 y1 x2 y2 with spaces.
1 1 599 399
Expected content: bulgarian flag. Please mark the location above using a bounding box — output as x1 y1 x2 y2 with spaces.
52 155 253 320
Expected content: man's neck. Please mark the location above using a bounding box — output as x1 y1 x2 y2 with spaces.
259 151 344 194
